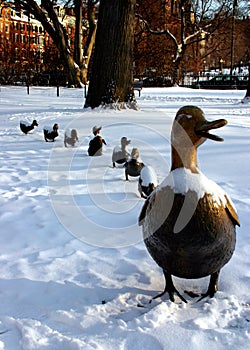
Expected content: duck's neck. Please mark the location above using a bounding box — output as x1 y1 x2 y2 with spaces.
171 146 199 173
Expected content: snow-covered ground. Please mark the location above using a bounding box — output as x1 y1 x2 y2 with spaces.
0 85 249 349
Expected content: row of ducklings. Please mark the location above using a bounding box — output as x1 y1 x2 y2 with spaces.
19 119 78 146
20 120 157 198
112 137 158 199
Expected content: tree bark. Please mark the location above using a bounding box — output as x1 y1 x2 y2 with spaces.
84 0 137 109
82 1 97 85
74 0 83 65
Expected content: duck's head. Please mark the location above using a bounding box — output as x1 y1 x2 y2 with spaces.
171 106 227 172
33 120 39 126
131 147 139 160
71 129 78 138
53 123 59 131
172 106 227 149
121 137 131 147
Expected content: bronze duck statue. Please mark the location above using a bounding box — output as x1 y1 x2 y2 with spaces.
125 148 144 181
138 165 158 199
43 123 59 142
139 106 240 303
64 128 79 147
112 137 131 167
20 119 38 134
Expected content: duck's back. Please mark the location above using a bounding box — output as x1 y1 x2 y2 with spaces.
20 120 31 133
140 166 158 186
141 169 239 279
125 159 144 177
43 125 53 133
112 146 128 163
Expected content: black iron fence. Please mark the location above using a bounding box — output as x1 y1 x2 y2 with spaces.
181 74 248 90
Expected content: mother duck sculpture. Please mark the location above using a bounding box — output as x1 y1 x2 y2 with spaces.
139 106 240 303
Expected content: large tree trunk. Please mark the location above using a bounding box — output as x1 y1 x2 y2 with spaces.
84 0 137 109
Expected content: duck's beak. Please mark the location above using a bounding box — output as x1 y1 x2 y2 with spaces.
195 119 227 141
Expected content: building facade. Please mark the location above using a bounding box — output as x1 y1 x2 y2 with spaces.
0 2 76 84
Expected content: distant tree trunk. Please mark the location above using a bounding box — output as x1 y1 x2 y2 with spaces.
245 65 250 98
74 0 97 85
74 0 83 65
246 81 250 97
85 0 137 109
82 0 97 85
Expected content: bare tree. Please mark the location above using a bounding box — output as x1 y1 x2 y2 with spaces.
9 0 97 87
136 0 233 84
84 0 137 109
74 0 97 84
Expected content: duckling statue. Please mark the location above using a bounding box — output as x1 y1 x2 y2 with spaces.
43 123 59 142
138 165 158 198
139 106 240 303
112 137 131 167
88 126 106 156
124 148 144 181
64 128 79 147
20 119 38 134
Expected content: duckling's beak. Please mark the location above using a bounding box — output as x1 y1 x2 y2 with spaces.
195 119 227 141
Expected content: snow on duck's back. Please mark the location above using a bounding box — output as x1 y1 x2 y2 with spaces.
20 119 38 134
64 128 78 147
112 136 131 167
43 123 59 142
138 165 158 198
125 147 144 180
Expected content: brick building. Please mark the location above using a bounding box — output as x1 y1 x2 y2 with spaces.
0 2 76 84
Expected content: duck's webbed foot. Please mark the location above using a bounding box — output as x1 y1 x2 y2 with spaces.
150 271 187 303
198 271 220 301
